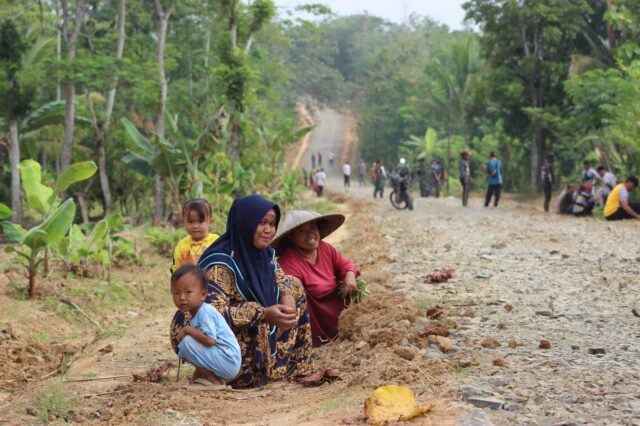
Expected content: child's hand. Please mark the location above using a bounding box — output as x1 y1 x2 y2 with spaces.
176 328 186 342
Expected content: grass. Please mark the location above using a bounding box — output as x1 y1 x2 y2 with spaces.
33 390 78 423
34 330 52 344
412 296 435 310
98 324 126 339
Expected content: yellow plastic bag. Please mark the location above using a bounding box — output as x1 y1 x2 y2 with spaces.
364 385 434 425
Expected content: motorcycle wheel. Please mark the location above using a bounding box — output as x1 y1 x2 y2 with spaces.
389 190 408 210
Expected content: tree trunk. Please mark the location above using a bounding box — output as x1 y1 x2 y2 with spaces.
59 0 86 172
96 135 111 213
606 1 616 50
56 27 61 101
60 81 76 172
530 22 544 192
9 118 21 223
91 0 125 214
153 0 174 223
28 266 37 299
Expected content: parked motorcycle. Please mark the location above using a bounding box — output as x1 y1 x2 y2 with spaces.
389 173 414 210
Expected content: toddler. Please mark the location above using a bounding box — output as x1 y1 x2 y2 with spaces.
172 198 219 272
171 264 241 386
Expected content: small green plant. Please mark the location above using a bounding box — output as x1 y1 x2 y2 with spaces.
144 226 184 255
338 277 370 304
58 214 139 279
33 390 78 423
1 160 97 298
412 296 434 310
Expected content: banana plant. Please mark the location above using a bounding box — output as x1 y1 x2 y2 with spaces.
121 113 235 223
59 214 127 282
1 160 97 298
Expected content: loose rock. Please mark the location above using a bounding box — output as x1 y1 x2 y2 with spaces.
481 337 501 349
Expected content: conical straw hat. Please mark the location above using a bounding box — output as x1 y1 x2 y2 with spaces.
271 210 345 255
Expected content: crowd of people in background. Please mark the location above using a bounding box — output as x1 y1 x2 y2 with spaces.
302 150 640 221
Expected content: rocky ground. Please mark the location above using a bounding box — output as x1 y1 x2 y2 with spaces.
361 190 640 426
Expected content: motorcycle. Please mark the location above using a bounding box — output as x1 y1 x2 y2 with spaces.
389 173 414 210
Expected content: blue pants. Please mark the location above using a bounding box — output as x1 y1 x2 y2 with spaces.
178 336 241 382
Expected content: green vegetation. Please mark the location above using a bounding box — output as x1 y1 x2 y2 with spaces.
289 1 640 192
32 389 78 423
1 160 96 297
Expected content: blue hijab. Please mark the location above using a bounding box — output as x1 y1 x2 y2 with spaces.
198 195 281 348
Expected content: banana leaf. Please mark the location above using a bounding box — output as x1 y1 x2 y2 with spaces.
18 160 53 216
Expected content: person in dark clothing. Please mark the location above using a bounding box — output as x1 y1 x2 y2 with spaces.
459 151 472 207
373 159 386 199
427 159 444 198
556 183 577 214
417 157 428 197
541 154 555 212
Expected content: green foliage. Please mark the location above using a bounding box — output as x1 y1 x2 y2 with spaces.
0 202 14 220
144 226 185 256
33 390 77 423
338 277 370 305
1 160 96 298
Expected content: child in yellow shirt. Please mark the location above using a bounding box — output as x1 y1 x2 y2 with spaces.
171 199 219 272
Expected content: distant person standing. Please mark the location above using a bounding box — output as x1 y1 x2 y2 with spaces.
315 168 326 197
318 152 323 167
329 151 335 167
416 157 428 197
541 154 555 212
580 160 598 185
459 150 472 207
358 159 366 186
343 161 351 188
311 153 316 169
427 159 444 198
373 159 386 199
597 166 617 206
485 152 503 207
603 177 640 220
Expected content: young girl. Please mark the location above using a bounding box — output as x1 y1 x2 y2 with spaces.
171 264 241 386
171 199 219 272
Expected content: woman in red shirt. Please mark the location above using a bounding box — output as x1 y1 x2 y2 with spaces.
272 210 360 346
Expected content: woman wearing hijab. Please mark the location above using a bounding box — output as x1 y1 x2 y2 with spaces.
170 195 316 388
271 210 360 346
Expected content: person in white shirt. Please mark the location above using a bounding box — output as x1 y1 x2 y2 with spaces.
342 161 351 188
315 168 326 197
597 166 617 206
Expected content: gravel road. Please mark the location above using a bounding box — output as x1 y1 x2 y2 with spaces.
305 107 640 425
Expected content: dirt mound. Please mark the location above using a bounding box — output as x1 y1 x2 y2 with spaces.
0 325 72 391
338 296 419 344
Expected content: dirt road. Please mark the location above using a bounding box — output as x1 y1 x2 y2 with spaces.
316 113 640 424
4 107 639 425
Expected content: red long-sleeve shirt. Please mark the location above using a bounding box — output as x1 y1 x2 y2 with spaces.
278 241 357 346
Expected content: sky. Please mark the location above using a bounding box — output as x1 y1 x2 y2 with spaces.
273 0 469 30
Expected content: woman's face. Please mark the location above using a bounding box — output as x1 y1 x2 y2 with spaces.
290 221 320 253
253 211 277 250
